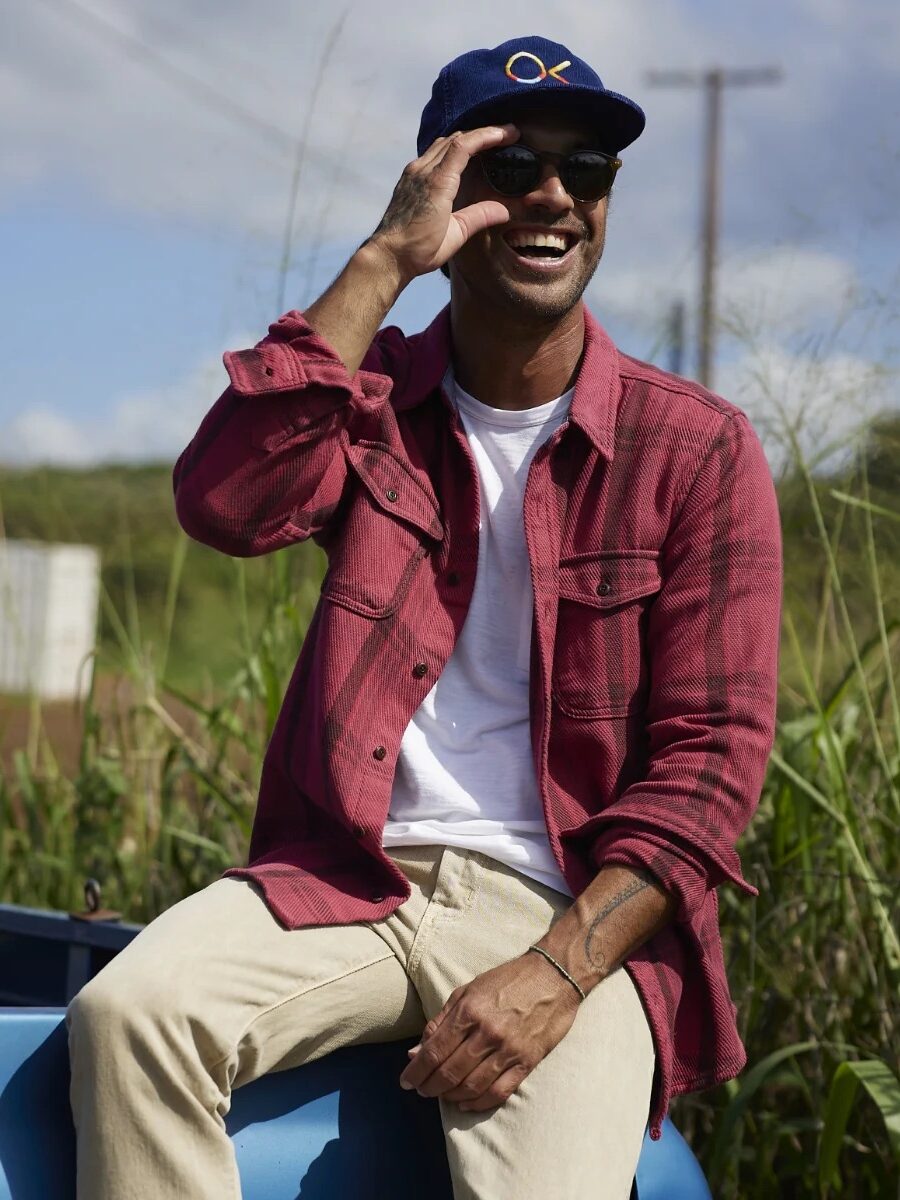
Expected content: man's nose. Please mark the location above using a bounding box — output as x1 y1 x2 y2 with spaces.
521 165 574 215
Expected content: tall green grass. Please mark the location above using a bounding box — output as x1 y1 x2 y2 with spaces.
0 430 898 1196
679 422 900 1196
0 537 324 919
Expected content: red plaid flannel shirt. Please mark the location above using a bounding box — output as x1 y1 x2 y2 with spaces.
173 305 782 1140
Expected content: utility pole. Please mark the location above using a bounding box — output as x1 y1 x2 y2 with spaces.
646 67 782 390
667 299 686 376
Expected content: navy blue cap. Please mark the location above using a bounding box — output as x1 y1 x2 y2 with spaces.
417 36 645 157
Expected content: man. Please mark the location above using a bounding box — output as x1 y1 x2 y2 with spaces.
67 35 782 1199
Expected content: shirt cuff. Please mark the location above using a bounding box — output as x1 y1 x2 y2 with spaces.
589 825 758 924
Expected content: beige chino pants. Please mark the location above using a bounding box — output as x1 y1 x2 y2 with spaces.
67 844 655 1199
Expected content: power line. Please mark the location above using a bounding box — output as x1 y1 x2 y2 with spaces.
31 0 375 195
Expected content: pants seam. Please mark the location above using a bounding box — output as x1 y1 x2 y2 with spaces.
208 951 397 1074
406 852 477 985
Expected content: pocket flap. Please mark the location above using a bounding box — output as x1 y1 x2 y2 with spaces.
346 442 444 541
558 551 661 609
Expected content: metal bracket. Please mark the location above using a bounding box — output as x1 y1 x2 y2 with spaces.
68 877 121 924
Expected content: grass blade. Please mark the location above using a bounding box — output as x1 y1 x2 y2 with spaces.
707 1040 819 1186
818 1058 900 1197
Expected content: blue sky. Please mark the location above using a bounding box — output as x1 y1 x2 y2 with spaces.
1 0 898 470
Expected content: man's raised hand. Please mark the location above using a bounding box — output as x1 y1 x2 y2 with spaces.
367 124 518 284
302 124 517 376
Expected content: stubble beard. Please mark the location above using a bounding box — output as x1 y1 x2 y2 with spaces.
454 230 606 328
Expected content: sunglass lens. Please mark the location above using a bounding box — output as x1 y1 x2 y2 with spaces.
561 152 616 202
482 146 541 196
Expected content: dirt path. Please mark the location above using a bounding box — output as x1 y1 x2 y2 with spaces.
0 675 197 777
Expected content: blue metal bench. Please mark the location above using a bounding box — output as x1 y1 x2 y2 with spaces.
0 901 712 1198
0 1008 711 1199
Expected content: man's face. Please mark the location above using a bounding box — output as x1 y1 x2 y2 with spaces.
448 106 611 323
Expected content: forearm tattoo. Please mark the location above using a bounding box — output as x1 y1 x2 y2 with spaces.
583 869 658 973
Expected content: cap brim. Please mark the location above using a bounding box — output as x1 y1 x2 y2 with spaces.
453 87 645 155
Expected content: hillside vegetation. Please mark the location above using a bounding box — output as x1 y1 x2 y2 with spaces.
0 462 326 691
1 413 897 700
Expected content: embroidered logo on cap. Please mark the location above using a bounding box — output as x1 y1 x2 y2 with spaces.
505 51 572 85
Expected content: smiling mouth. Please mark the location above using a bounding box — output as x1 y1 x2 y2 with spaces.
500 229 580 267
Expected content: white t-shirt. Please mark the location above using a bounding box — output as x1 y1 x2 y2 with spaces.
382 371 574 897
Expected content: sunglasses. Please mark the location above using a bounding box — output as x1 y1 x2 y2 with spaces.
479 143 621 203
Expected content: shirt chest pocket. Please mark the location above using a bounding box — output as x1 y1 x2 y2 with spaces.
321 441 445 618
552 551 662 718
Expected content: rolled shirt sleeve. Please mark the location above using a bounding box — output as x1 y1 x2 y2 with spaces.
172 311 393 557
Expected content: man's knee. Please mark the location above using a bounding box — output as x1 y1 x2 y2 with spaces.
67 958 180 1053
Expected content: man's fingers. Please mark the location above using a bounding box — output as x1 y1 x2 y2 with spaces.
416 1037 496 1098
425 123 518 179
451 200 511 243
414 134 453 171
433 123 518 181
400 133 458 185
459 1062 531 1111
451 122 519 156
443 1050 508 1102
422 123 517 159
399 1013 466 1089
406 1003 451 1056
413 129 479 177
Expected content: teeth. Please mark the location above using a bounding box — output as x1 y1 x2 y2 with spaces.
506 231 570 252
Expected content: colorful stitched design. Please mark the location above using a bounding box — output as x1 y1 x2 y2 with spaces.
504 51 572 85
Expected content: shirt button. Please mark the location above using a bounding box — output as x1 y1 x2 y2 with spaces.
446 571 460 586
353 824 366 838
412 662 428 679
596 581 612 596
385 488 399 502
372 745 387 761
371 894 385 903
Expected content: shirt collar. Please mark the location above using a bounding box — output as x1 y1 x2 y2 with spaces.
388 304 621 461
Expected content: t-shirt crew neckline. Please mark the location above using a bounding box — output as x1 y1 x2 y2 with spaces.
447 370 574 428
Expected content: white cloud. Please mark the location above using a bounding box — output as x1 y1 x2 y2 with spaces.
4 325 894 477
0 0 837 244
593 242 860 339
2 0 896 351
720 343 895 475
3 407 95 465
2 0 898 473
793 0 900 71
591 237 894 478
0 344 250 465
718 245 859 332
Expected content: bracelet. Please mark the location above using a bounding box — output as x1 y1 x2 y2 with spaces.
527 944 586 1002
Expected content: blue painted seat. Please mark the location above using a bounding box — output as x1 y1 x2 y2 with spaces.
0 1007 711 1199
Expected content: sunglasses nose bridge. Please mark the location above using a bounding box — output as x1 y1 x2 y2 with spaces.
522 158 575 210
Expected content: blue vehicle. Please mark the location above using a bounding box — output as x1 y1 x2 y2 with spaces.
0 892 712 1199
